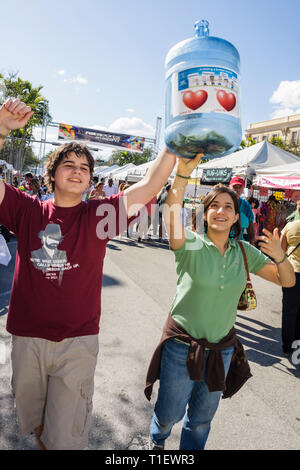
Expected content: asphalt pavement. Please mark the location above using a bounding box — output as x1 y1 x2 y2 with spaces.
0 234 299 450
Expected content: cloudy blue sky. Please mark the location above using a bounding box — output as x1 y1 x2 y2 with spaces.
1 0 300 159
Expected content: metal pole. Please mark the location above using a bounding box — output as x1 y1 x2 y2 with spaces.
36 100 47 175
40 104 48 174
42 101 48 165
154 117 162 159
193 166 198 199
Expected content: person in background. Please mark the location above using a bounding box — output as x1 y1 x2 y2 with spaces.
286 198 300 223
89 182 106 200
118 182 126 192
181 200 189 228
13 176 19 188
24 172 33 191
29 178 43 200
40 177 48 193
157 184 171 241
229 177 254 244
103 178 118 197
248 196 259 242
137 194 157 242
280 217 300 357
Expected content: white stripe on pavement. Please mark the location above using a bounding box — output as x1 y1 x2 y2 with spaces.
0 290 11 297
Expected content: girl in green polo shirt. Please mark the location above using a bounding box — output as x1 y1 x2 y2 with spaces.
147 155 295 451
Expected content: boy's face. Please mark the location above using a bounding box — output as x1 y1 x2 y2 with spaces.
52 152 91 196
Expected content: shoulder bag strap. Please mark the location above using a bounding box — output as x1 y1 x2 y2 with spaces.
237 241 251 282
287 241 300 258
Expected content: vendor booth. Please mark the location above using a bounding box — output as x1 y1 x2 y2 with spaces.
251 159 300 236
255 160 300 191
190 141 300 180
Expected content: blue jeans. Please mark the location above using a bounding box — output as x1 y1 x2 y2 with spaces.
150 339 234 450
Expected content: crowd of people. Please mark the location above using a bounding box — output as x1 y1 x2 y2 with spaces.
0 98 299 451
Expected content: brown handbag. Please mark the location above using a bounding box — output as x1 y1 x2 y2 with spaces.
237 241 257 311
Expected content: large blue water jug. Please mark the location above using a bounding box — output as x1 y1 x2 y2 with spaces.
164 20 242 159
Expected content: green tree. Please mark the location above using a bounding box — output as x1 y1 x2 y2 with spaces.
0 72 51 171
109 147 153 166
269 135 286 149
23 147 39 170
269 135 300 157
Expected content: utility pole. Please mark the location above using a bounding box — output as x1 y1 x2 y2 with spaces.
36 100 48 175
154 116 162 158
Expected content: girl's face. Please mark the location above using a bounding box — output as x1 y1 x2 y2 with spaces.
204 192 239 234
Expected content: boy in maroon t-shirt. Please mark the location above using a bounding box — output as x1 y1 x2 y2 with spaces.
0 98 199 450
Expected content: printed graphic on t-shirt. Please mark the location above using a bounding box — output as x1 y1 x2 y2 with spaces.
30 223 78 284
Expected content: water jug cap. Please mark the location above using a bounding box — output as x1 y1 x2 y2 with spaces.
194 20 209 37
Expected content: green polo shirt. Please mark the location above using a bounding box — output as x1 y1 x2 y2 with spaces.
170 230 270 343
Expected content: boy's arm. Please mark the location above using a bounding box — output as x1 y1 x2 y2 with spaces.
123 148 177 218
0 180 5 206
0 98 33 207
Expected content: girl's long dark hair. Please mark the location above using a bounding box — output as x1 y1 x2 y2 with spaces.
203 184 241 239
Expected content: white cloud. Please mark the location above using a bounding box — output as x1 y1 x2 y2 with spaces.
108 116 155 138
90 124 109 131
64 74 88 85
270 107 300 119
270 80 300 118
57 70 65 76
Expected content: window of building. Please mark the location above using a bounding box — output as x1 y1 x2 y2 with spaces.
262 135 267 141
291 131 298 144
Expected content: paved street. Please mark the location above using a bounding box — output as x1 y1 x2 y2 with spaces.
0 235 299 450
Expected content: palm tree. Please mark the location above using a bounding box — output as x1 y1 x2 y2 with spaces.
0 73 51 170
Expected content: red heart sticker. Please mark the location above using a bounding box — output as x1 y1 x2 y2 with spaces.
216 90 236 111
182 90 208 111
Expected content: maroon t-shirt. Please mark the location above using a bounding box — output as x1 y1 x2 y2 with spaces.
0 184 129 341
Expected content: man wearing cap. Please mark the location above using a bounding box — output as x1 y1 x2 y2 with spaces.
229 176 255 244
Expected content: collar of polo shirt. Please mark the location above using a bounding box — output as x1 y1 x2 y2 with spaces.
203 233 236 249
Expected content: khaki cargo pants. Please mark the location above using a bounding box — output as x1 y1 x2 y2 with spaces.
11 334 99 450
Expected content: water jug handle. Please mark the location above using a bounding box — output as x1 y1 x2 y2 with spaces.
194 20 209 37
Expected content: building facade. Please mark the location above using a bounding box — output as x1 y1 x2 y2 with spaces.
245 113 300 146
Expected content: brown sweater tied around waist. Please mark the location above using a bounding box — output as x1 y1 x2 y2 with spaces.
144 313 252 401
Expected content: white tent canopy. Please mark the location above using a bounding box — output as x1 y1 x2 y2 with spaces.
125 159 177 181
93 165 110 175
190 141 300 179
126 161 154 177
255 160 300 176
109 163 136 176
253 159 300 190
94 165 120 177
0 159 14 171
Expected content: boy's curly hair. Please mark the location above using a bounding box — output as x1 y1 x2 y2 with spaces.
45 142 94 192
